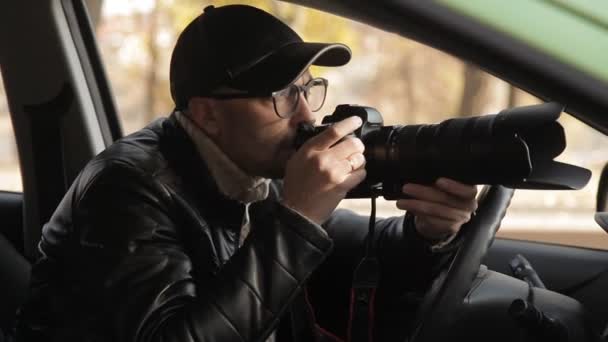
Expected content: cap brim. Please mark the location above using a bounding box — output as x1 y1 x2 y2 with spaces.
229 42 351 92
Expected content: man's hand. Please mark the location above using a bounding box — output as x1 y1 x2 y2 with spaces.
397 178 478 242
282 116 367 225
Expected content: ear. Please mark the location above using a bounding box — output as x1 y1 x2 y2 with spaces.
187 97 220 137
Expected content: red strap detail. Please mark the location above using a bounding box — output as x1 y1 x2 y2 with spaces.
347 288 376 342
347 288 355 342
303 287 319 325
317 324 345 342
368 288 377 342
304 287 346 342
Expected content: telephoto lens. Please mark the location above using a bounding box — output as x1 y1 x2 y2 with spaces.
294 103 591 199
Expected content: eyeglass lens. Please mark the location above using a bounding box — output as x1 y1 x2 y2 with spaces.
274 78 327 118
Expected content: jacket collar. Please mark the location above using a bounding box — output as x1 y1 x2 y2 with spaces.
159 113 246 231
174 111 270 204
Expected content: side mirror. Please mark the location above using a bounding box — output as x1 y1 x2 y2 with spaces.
597 163 608 212
593 163 608 233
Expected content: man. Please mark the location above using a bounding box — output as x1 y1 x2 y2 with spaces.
21 4 477 342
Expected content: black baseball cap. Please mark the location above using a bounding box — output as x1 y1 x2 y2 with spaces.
169 4 352 109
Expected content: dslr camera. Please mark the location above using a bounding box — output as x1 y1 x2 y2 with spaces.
294 103 590 199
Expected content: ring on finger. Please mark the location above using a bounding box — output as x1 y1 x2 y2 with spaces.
348 157 357 171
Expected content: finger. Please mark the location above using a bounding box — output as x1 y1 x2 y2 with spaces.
338 168 367 191
415 216 462 239
435 178 478 200
305 116 362 150
349 153 366 170
339 153 366 174
402 183 477 212
396 199 471 222
336 153 366 176
329 137 365 160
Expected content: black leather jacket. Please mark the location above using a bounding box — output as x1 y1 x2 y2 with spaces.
22 114 451 341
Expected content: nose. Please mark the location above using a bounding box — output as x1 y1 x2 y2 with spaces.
289 92 316 126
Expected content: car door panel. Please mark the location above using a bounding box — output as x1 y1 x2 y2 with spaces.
485 238 608 329
0 191 24 254
0 191 30 328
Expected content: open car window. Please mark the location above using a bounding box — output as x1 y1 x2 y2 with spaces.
0 70 21 192
89 0 608 250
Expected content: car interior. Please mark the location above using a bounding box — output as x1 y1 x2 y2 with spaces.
1 0 608 341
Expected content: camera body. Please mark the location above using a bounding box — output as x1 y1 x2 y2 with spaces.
316 104 397 198
321 104 385 136
294 103 590 199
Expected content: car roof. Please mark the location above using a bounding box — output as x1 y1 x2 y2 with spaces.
439 0 608 84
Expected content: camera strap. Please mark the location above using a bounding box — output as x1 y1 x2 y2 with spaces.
347 197 379 342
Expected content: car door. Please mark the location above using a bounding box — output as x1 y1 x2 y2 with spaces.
0 1 125 334
483 239 608 330
0 0 121 260
281 0 608 334
0 80 29 329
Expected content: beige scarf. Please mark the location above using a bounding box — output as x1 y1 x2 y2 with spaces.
175 111 271 246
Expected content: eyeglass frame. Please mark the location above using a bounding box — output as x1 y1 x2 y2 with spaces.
200 77 328 118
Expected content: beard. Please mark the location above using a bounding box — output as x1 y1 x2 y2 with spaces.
264 133 297 179
266 147 296 179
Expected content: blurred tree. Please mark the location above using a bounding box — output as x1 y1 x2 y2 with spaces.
351 28 463 125
271 1 304 27
458 62 496 116
144 0 160 123
0 72 18 166
508 86 529 107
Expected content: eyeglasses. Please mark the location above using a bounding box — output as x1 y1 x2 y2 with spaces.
205 77 328 119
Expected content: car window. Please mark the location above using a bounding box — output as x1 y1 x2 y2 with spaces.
88 0 608 250
437 0 608 84
0 71 22 192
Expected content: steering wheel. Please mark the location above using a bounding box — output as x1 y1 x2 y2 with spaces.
409 185 515 342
